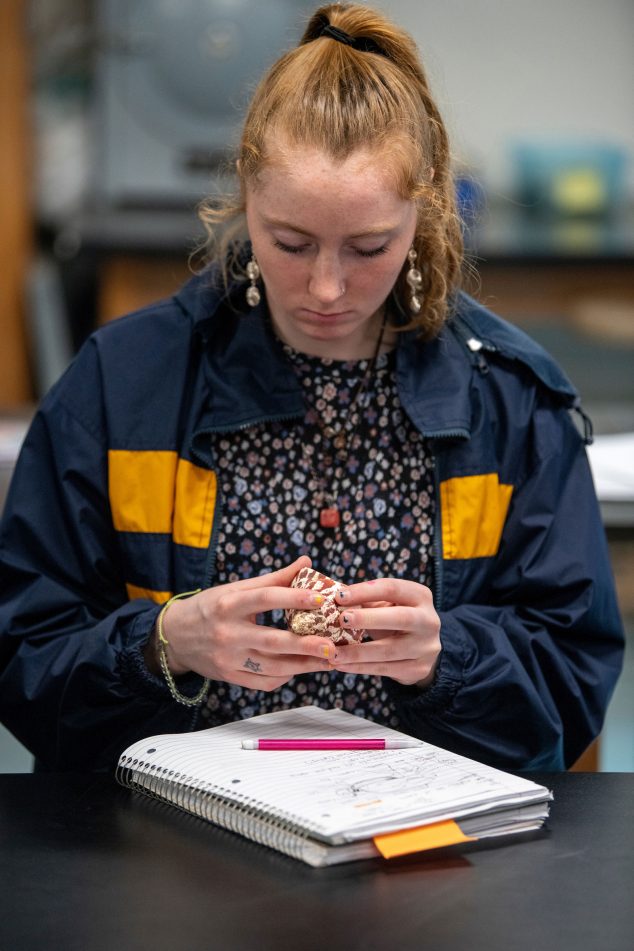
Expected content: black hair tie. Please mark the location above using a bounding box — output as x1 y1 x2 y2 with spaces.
318 22 388 58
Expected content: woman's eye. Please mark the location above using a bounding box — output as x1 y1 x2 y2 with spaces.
273 239 306 255
355 245 389 258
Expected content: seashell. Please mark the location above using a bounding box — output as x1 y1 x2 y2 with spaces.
285 567 364 646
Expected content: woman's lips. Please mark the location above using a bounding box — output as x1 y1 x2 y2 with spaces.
302 309 350 320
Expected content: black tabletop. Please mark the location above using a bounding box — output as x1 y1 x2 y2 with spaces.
0 772 632 951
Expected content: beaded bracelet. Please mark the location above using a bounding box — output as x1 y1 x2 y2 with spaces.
156 589 210 707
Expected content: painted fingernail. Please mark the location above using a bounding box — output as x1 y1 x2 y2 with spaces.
342 613 352 625
336 589 347 600
310 593 324 606
320 644 335 660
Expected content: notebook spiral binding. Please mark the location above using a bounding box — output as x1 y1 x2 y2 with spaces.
116 755 317 862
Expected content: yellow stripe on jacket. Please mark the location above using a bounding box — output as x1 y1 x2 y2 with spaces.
125 583 173 604
108 450 216 548
440 473 513 559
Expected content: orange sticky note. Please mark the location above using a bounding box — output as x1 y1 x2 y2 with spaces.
373 819 477 859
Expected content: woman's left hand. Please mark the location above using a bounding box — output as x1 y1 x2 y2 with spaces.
332 579 441 687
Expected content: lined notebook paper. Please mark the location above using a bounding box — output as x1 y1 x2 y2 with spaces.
117 706 551 867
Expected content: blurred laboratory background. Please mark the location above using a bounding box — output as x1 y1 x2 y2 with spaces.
1 0 632 771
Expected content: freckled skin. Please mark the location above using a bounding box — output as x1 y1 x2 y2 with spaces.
245 141 417 361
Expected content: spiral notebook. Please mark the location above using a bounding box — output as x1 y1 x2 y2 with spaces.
116 706 551 867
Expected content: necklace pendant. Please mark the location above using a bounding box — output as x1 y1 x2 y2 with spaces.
319 507 340 528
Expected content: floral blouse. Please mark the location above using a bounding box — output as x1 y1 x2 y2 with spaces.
200 344 435 729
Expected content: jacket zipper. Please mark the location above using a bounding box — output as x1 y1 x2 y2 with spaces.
432 456 444 610
189 412 305 589
427 430 470 611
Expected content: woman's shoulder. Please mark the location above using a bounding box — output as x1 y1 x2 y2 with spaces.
94 267 227 349
39 269 229 439
448 291 578 403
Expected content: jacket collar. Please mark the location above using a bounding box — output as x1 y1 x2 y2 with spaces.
175 269 475 441
395 325 473 439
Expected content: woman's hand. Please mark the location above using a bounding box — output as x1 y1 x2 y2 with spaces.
332 578 441 687
146 556 337 691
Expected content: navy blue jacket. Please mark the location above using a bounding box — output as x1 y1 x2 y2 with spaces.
0 269 624 771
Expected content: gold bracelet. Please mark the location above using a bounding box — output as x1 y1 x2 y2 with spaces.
156 589 210 707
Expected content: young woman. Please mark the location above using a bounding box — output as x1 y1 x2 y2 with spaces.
0 4 623 771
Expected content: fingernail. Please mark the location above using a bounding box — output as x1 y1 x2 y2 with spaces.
336 590 347 600
310 593 324 606
342 613 352 625
320 644 334 660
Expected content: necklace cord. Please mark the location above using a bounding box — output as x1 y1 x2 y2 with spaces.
299 311 389 529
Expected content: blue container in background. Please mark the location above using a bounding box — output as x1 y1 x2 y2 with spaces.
512 141 627 217
455 173 486 225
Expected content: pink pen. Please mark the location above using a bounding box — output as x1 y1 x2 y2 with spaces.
240 738 421 750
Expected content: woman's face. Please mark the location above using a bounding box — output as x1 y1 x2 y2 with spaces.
245 142 417 359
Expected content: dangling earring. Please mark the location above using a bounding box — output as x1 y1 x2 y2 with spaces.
245 255 261 307
405 247 422 314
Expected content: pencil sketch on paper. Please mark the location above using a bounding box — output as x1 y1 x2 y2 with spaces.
318 751 500 808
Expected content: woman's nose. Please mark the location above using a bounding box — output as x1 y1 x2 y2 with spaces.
308 254 345 306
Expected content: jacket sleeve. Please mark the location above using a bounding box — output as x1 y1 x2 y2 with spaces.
390 399 625 770
0 347 197 772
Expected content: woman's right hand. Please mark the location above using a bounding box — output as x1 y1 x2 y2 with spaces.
145 556 338 692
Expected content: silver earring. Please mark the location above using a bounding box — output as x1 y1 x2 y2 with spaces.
245 255 261 307
405 247 422 314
